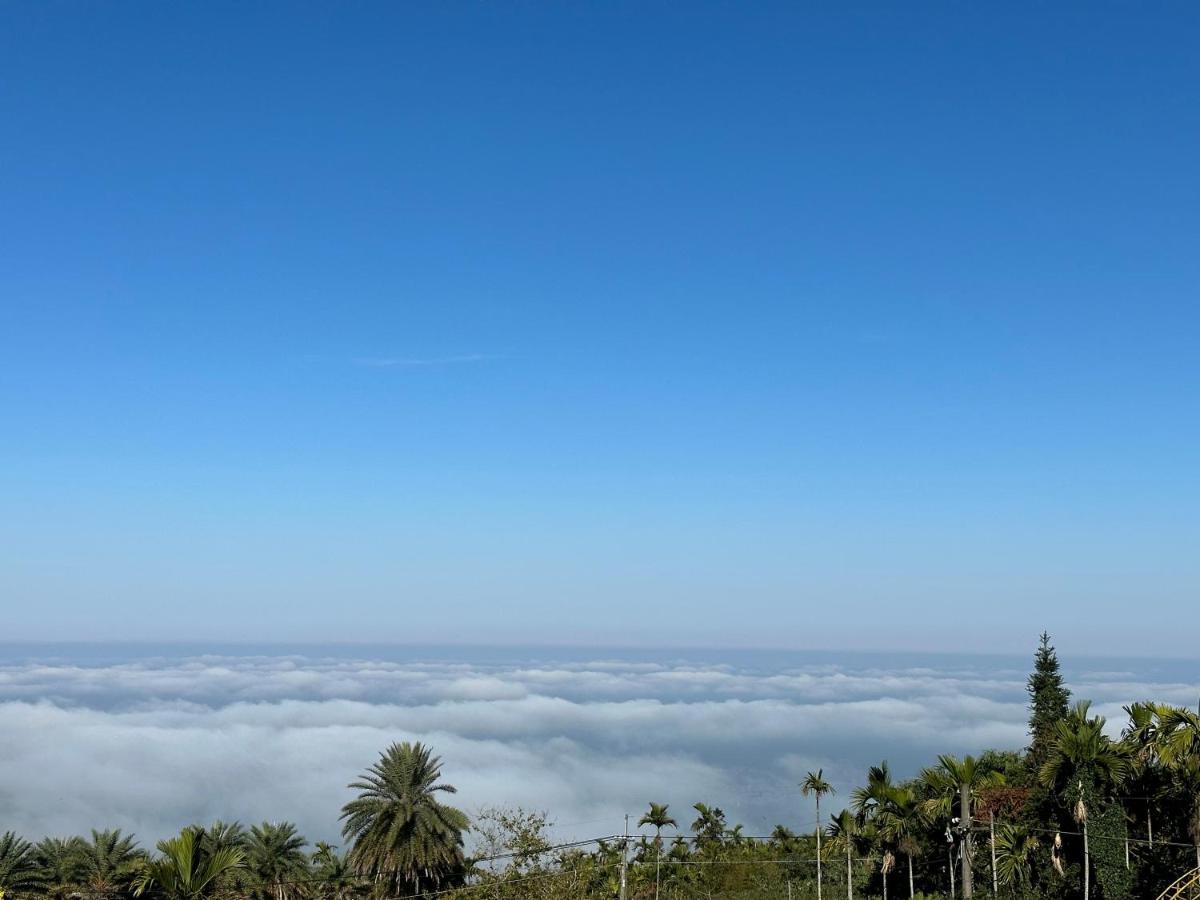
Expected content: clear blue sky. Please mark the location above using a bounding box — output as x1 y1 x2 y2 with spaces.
2 3 1197 652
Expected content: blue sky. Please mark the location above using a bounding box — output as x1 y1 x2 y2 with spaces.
2 3 1197 651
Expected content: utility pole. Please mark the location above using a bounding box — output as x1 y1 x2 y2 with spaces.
961 784 973 899
619 813 629 900
1080 783 1090 900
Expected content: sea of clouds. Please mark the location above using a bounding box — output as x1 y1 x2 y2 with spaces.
1 646 1196 848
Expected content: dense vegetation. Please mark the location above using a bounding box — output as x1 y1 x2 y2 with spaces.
3 634 1199 899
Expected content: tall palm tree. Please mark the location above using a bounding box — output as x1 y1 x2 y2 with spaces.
850 762 892 822
133 828 245 900
879 849 896 900
921 754 1004 899
246 823 309 900
638 803 677 900
1039 702 1130 900
1123 701 1170 848
77 829 144 899
0 832 45 898
849 761 920 900
1040 702 1130 793
825 809 859 900
689 803 726 850
1157 704 1200 870
875 785 922 900
340 741 469 896
802 769 836 900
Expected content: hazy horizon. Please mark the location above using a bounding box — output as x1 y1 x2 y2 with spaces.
2 641 1196 845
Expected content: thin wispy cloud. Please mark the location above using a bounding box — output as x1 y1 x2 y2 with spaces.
353 353 499 368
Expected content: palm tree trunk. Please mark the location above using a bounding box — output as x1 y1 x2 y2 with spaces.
816 795 823 900
883 865 888 900
990 811 997 896
655 835 661 900
908 854 914 899
949 846 956 899
1147 808 1153 848
847 842 853 900
1082 819 1089 900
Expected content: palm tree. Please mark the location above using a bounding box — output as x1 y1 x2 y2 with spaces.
875 785 922 899
825 809 859 900
35 837 87 900
689 803 726 850
77 829 144 899
851 762 892 822
1157 704 1200 870
134 828 245 900
246 823 309 900
849 761 921 900
340 741 469 896
638 803 677 900
1039 702 1130 900
802 769 836 900
311 842 362 900
197 822 247 858
921 754 1004 899
1123 701 1170 849
993 823 1039 894
1040 702 1130 794
770 825 797 849
0 832 45 898
879 849 896 900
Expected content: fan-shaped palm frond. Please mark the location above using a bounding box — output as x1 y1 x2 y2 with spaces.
133 828 245 900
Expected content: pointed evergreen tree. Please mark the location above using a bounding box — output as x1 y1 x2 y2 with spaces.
1027 632 1071 775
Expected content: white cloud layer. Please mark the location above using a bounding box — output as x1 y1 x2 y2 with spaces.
1 649 1195 848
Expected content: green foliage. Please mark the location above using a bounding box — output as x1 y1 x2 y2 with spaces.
472 806 553 876
339 740 469 895
133 827 245 900
0 831 44 897
245 822 308 900
689 803 727 850
77 829 146 898
8 639 1200 900
1090 801 1132 900
995 822 1039 891
638 802 677 836
1028 632 1071 776
34 836 87 899
309 842 363 900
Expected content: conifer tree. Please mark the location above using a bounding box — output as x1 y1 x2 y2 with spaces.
1026 632 1071 775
